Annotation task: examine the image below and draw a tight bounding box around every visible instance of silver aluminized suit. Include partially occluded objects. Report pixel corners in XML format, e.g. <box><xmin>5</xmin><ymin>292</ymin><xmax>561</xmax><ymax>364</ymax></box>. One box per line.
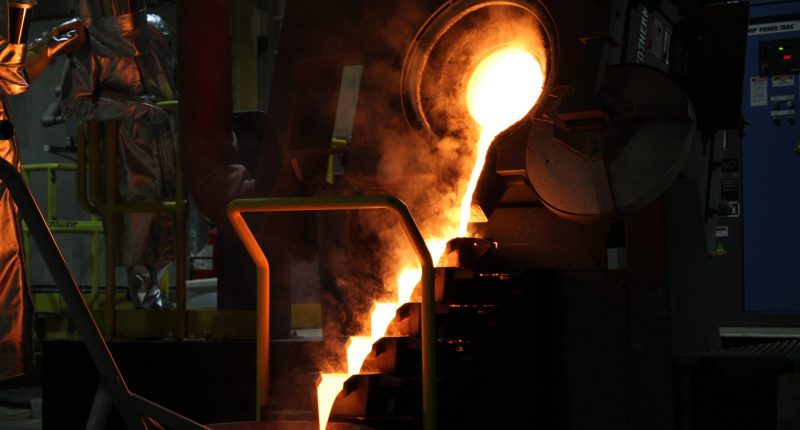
<box><xmin>60</xmin><ymin>8</ymin><xmax>178</xmax><ymax>303</ymax></box>
<box><xmin>0</xmin><ymin>24</ymin><xmax>32</xmax><ymax>383</ymax></box>
<box><xmin>1</xmin><ymin>4</ymin><xmax>86</xmax><ymax>380</ymax></box>
<box><xmin>0</xmin><ymin>0</ymin><xmax>83</xmax><ymax>380</ymax></box>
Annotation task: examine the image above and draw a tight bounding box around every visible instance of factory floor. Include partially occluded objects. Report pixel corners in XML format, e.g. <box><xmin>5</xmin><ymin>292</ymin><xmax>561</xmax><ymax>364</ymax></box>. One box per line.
<box><xmin>0</xmin><ymin>385</ymin><xmax>41</xmax><ymax>430</ymax></box>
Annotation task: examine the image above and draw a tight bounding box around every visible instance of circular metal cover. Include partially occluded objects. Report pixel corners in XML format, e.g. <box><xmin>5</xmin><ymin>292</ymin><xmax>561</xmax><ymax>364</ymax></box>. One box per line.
<box><xmin>525</xmin><ymin>64</ymin><xmax>695</xmax><ymax>224</ymax></box>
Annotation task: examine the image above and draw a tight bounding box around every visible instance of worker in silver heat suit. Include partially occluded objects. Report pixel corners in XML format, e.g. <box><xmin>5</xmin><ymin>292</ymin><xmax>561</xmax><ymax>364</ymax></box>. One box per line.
<box><xmin>1</xmin><ymin>1</ymin><xmax>86</xmax><ymax>381</ymax></box>
<box><xmin>60</xmin><ymin>0</ymin><xmax>177</xmax><ymax>310</ymax></box>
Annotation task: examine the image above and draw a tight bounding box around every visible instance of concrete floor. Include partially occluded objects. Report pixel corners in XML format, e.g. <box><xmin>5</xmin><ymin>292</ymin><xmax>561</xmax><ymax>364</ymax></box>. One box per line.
<box><xmin>0</xmin><ymin>405</ymin><xmax>40</xmax><ymax>430</ymax></box>
<box><xmin>0</xmin><ymin>386</ymin><xmax>41</xmax><ymax>430</ymax></box>
<box><xmin>0</xmin><ymin>329</ymin><xmax>323</xmax><ymax>430</ymax></box>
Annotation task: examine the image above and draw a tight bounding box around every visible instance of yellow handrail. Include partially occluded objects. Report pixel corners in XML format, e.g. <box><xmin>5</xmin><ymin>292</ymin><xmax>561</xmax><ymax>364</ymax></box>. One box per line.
<box><xmin>227</xmin><ymin>195</ymin><xmax>437</xmax><ymax>430</ymax></box>
<box><xmin>77</xmin><ymin>117</ymin><xmax>187</xmax><ymax>338</ymax></box>
<box><xmin>21</xmin><ymin>163</ymin><xmax>103</xmax><ymax>307</ymax></box>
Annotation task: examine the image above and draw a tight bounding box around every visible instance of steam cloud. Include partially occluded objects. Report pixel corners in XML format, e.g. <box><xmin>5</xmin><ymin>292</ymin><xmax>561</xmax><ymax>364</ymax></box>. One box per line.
<box><xmin>317</xmin><ymin>0</ymin><xmax>549</xmax><ymax>365</ymax></box>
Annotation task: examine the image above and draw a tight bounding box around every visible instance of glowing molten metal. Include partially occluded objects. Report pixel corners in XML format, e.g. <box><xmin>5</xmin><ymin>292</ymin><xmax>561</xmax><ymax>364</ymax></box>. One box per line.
<box><xmin>460</xmin><ymin>47</ymin><xmax>544</xmax><ymax>236</ymax></box>
<box><xmin>466</xmin><ymin>47</ymin><xmax>544</xmax><ymax>133</ymax></box>
<box><xmin>317</xmin><ymin>46</ymin><xmax>543</xmax><ymax>429</ymax></box>
<box><xmin>317</xmin><ymin>373</ymin><xmax>348</xmax><ymax>430</ymax></box>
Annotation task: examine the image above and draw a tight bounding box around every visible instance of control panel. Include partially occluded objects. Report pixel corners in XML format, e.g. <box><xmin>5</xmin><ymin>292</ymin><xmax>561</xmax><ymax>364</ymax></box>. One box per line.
<box><xmin>759</xmin><ymin>37</ymin><xmax>800</xmax><ymax>75</ymax></box>
<box><xmin>738</xmin><ymin>6</ymin><xmax>800</xmax><ymax>312</ymax></box>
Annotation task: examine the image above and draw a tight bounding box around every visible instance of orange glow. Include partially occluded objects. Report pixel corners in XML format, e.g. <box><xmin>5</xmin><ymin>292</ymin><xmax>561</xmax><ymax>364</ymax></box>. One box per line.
<box><xmin>426</xmin><ymin>239</ymin><xmax>449</xmax><ymax>267</ymax></box>
<box><xmin>317</xmin><ymin>373</ymin><xmax>348</xmax><ymax>430</ymax></box>
<box><xmin>466</xmin><ymin>47</ymin><xmax>544</xmax><ymax>134</ymax></box>
<box><xmin>460</xmin><ymin>47</ymin><xmax>544</xmax><ymax>236</ymax></box>
<box><xmin>317</xmin><ymin>46</ymin><xmax>543</xmax><ymax>430</ymax></box>
<box><xmin>397</xmin><ymin>267</ymin><xmax>422</xmax><ymax>303</ymax></box>
<box><xmin>346</xmin><ymin>336</ymin><xmax>373</xmax><ymax>375</ymax></box>
<box><xmin>457</xmin><ymin>129</ymin><xmax>495</xmax><ymax>236</ymax></box>
<box><xmin>372</xmin><ymin>302</ymin><xmax>399</xmax><ymax>339</ymax></box>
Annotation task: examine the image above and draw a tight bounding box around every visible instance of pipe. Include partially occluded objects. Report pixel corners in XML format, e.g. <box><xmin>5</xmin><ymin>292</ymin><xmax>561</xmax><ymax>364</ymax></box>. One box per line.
<box><xmin>76</xmin><ymin>122</ymin><xmax>100</xmax><ymax>215</ymax></box>
<box><xmin>227</xmin><ymin>195</ymin><xmax>437</xmax><ymax>429</ymax></box>
<box><xmin>177</xmin><ymin>0</ymin><xmax>254</xmax><ymax>233</ymax></box>
<box><xmin>104</xmin><ymin>121</ymin><xmax>118</xmax><ymax>337</ymax></box>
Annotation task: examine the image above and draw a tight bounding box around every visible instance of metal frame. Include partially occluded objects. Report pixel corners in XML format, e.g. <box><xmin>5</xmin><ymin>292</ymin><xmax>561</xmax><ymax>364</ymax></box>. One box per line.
<box><xmin>0</xmin><ymin>157</ymin><xmax>209</xmax><ymax>430</ymax></box>
<box><xmin>20</xmin><ymin>163</ymin><xmax>103</xmax><ymax>307</ymax></box>
<box><xmin>227</xmin><ymin>195</ymin><xmax>438</xmax><ymax>430</ymax></box>
<box><xmin>77</xmin><ymin>110</ymin><xmax>188</xmax><ymax>337</ymax></box>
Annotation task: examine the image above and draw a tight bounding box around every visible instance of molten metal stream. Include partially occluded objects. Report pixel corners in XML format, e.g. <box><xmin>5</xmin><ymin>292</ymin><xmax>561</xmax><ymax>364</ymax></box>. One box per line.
<box><xmin>317</xmin><ymin>374</ymin><xmax>348</xmax><ymax>430</ymax></box>
<box><xmin>317</xmin><ymin>46</ymin><xmax>543</xmax><ymax>429</ymax></box>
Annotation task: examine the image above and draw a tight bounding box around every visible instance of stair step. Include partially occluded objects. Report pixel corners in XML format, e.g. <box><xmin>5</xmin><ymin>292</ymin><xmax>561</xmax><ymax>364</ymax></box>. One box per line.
<box><xmin>441</xmin><ymin>237</ymin><xmax>497</xmax><ymax>270</ymax></box>
<box><xmin>330</xmin><ymin>373</ymin><xmax>419</xmax><ymax>419</ymax></box>
<box><xmin>385</xmin><ymin>300</ymin><xmax>502</xmax><ymax>341</ymax></box>
<box><xmin>409</xmin><ymin>267</ymin><xmax>505</xmax><ymax>305</ymax></box>
<box><xmin>361</xmin><ymin>337</ymin><xmax>421</xmax><ymax>375</ymax></box>
<box><xmin>385</xmin><ymin>302</ymin><xmax>421</xmax><ymax>337</ymax></box>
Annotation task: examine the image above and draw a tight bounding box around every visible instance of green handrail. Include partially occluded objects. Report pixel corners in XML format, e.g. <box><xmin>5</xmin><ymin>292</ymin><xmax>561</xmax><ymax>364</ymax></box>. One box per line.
<box><xmin>227</xmin><ymin>195</ymin><xmax>437</xmax><ymax>430</ymax></box>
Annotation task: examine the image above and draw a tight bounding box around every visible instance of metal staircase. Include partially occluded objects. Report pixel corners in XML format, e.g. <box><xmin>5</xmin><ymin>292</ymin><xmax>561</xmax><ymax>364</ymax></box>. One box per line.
<box><xmin>226</xmin><ymin>196</ymin><xmax>437</xmax><ymax>429</ymax></box>
<box><xmin>324</xmin><ymin>261</ymin><xmax>544</xmax><ymax>430</ymax></box>
<box><xmin>6</xmin><ymin>152</ymin><xmax>545</xmax><ymax>429</ymax></box>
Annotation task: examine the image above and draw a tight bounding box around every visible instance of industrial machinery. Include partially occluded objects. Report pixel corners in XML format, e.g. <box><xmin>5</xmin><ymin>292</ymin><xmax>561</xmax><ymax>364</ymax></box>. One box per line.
<box><xmin>39</xmin><ymin>0</ymin><xmax>749</xmax><ymax>429</ymax></box>
<box><xmin>225</xmin><ymin>0</ymin><xmax>747</xmax><ymax>429</ymax></box>
<box><xmin>673</xmin><ymin>3</ymin><xmax>800</xmax><ymax>429</ymax></box>
<box><xmin>714</xmin><ymin>0</ymin><xmax>800</xmax><ymax>321</ymax></box>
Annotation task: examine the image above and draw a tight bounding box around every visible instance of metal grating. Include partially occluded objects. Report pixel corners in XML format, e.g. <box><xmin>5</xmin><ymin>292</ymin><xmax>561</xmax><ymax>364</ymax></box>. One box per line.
<box><xmin>675</xmin><ymin>340</ymin><xmax>800</xmax><ymax>370</ymax></box>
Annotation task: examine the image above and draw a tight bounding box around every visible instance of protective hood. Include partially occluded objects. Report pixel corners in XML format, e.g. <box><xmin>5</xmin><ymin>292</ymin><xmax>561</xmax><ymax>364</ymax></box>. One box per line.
<box><xmin>78</xmin><ymin>0</ymin><xmax>148</xmax><ymax>57</ymax></box>
<box><xmin>146</xmin><ymin>13</ymin><xmax>173</xmax><ymax>51</ymax></box>
<box><xmin>0</xmin><ymin>0</ymin><xmax>36</xmax><ymax>94</ymax></box>
<box><xmin>0</xmin><ymin>0</ymin><xmax>36</xmax><ymax>385</ymax></box>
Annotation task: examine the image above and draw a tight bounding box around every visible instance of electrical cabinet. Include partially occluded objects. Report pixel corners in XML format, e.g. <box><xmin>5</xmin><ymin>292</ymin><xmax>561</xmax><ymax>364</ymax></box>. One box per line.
<box><xmin>740</xmin><ymin>2</ymin><xmax>800</xmax><ymax>311</ymax></box>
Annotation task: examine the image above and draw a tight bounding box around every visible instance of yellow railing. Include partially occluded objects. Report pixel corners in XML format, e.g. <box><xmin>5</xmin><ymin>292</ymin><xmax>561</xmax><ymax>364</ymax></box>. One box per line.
<box><xmin>227</xmin><ymin>195</ymin><xmax>437</xmax><ymax>430</ymax></box>
<box><xmin>21</xmin><ymin>163</ymin><xmax>103</xmax><ymax>307</ymax></box>
<box><xmin>2</xmin><ymin>156</ymin><xmax>211</xmax><ymax>430</ymax></box>
<box><xmin>77</xmin><ymin>101</ymin><xmax>187</xmax><ymax>337</ymax></box>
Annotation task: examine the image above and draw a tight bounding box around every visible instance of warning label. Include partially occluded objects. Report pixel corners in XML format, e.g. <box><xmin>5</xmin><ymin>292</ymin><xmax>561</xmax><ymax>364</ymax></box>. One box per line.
<box><xmin>773</xmin><ymin>75</ymin><xmax>796</xmax><ymax>87</ymax></box>
<box><xmin>751</xmin><ymin>76</ymin><xmax>768</xmax><ymax>107</ymax></box>
<box><xmin>749</xmin><ymin>21</ymin><xmax>800</xmax><ymax>36</ymax></box>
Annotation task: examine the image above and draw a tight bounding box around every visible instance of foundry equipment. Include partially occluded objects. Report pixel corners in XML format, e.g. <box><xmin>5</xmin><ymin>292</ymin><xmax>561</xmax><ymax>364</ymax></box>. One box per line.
<box><xmin>29</xmin><ymin>0</ymin><xmax>749</xmax><ymax>429</ymax></box>
<box><xmin>216</xmin><ymin>0</ymin><xmax>748</xmax><ymax>429</ymax></box>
